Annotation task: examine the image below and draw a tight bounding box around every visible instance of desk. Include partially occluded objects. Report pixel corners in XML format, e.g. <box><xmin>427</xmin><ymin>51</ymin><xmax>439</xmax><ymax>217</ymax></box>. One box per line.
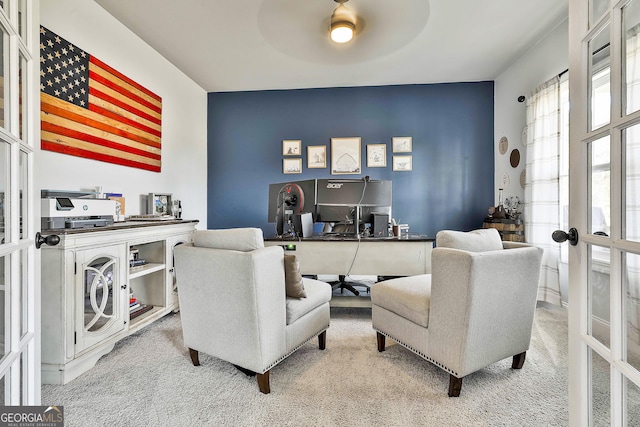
<box><xmin>265</xmin><ymin>235</ymin><xmax>434</xmax><ymax>307</ymax></box>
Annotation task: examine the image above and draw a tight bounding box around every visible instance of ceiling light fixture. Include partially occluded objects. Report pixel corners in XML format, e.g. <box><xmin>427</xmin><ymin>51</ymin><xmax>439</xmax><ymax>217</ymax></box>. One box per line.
<box><xmin>330</xmin><ymin>0</ymin><xmax>356</xmax><ymax>44</ymax></box>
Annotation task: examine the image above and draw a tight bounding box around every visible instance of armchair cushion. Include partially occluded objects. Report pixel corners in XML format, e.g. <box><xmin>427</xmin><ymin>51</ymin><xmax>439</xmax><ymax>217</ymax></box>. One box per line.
<box><xmin>286</xmin><ymin>278</ymin><xmax>332</xmax><ymax>325</ymax></box>
<box><xmin>371</xmin><ymin>275</ymin><xmax>432</xmax><ymax>328</ymax></box>
<box><xmin>193</xmin><ymin>227</ymin><xmax>264</xmax><ymax>251</ymax></box>
<box><xmin>284</xmin><ymin>255</ymin><xmax>307</xmax><ymax>298</ymax></box>
<box><xmin>436</xmin><ymin>228</ymin><xmax>503</xmax><ymax>252</ymax></box>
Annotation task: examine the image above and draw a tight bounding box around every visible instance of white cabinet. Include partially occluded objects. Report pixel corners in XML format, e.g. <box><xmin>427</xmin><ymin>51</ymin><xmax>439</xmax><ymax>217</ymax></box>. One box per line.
<box><xmin>41</xmin><ymin>220</ymin><xmax>198</xmax><ymax>384</ymax></box>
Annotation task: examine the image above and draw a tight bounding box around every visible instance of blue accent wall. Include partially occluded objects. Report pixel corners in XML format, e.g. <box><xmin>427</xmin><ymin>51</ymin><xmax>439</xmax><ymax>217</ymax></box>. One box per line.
<box><xmin>207</xmin><ymin>82</ymin><xmax>494</xmax><ymax>237</ymax></box>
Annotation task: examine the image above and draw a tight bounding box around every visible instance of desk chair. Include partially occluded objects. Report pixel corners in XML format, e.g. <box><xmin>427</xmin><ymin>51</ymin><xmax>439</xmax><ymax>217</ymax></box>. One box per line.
<box><xmin>323</xmin><ymin>223</ymin><xmax>373</xmax><ymax>296</ymax></box>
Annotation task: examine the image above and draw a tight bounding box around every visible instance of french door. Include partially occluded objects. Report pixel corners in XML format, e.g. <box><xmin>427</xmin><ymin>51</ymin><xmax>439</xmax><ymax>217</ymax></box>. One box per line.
<box><xmin>0</xmin><ymin>0</ymin><xmax>39</xmax><ymax>404</ymax></box>
<box><xmin>569</xmin><ymin>0</ymin><xmax>640</xmax><ymax>424</ymax></box>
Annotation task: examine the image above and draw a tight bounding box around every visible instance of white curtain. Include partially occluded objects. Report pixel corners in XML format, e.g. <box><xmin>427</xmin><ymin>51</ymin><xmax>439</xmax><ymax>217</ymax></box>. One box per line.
<box><xmin>524</xmin><ymin>77</ymin><xmax>563</xmax><ymax>306</ymax></box>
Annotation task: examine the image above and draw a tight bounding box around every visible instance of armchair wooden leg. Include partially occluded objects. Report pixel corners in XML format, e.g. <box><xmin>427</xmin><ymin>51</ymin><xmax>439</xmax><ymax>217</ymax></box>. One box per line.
<box><xmin>512</xmin><ymin>351</ymin><xmax>527</xmax><ymax>369</ymax></box>
<box><xmin>188</xmin><ymin>348</ymin><xmax>200</xmax><ymax>366</ymax></box>
<box><xmin>448</xmin><ymin>374</ymin><xmax>463</xmax><ymax>397</ymax></box>
<box><xmin>318</xmin><ymin>330</ymin><xmax>327</xmax><ymax>350</ymax></box>
<box><xmin>257</xmin><ymin>371</ymin><xmax>271</xmax><ymax>394</ymax></box>
<box><xmin>377</xmin><ymin>332</ymin><xmax>386</xmax><ymax>352</ymax></box>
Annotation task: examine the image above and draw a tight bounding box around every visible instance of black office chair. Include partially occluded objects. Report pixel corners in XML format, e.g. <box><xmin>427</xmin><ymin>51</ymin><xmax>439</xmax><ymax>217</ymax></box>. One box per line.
<box><xmin>330</xmin><ymin>275</ymin><xmax>370</xmax><ymax>296</ymax></box>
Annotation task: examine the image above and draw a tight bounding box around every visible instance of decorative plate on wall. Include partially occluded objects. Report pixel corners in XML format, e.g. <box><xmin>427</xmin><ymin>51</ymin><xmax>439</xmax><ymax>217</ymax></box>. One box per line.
<box><xmin>502</xmin><ymin>172</ymin><xmax>511</xmax><ymax>188</ymax></box>
<box><xmin>510</xmin><ymin>149</ymin><xmax>521</xmax><ymax>168</ymax></box>
<box><xmin>499</xmin><ymin>136</ymin><xmax>509</xmax><ymax>155</ymax></box>
<box><xmin>520</xmin><ymin>169</ymin><xmax>526</xmax><ymax>188</ymax></box>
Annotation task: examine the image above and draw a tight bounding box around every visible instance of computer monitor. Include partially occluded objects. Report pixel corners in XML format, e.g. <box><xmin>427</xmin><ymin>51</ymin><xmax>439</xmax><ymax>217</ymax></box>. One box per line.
<box><xmin>315</xmin><ymin>178</ymin><xmax>392</xmax><ymax>235</ymax></box>
<box><xmin>267</xmin><ymin>179</ymin><xmax>317</xmax><ymax>236</ymax></box>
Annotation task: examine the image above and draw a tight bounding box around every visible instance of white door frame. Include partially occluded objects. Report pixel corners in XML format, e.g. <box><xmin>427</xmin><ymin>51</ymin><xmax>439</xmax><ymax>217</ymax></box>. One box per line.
<box><xmin>568</xmin><ymin>0</ymin><xmax>640</xmax><ymax>425</ymax></box>
<box><xmin>0</xmin><ymin>0</ymin><xmax>40</xmax><ymax>405</ymax></box>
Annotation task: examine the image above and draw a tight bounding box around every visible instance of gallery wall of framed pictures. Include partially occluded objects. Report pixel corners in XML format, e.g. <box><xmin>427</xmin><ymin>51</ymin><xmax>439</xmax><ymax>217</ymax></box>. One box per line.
<box><xmin>280</xmin><ymin>136</ymin><xmax>413</xmax><ymax>175</ymax></box>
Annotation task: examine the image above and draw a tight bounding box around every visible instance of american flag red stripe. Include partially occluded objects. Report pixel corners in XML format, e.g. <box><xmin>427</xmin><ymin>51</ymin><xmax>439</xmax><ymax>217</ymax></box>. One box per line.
<box><xmin>89</xmin><ymin>87</ymin><xmax>162</xmax><ymax>126</ymax></box>
<box><xmin>41</xmin><ymin>140</ymin><xmax>161</xmax><ymax>172</ymax></box>
<box><xmin>40</xmin><ymin>26</ymin><xmax>162</xmax><ymax>172</ymax></box>
<box><xmin>89</xmin><ymin>55</ymin><xmax>162</xmax><ymax>104</ymax></box>
<box><xmin>41</xmin><ymin>121</ymin><xmax>161</xmax><ymax>160</ymax></box>
<box><xmin>89</xmin><ymin>68</ymin><xmax>162</xmax><ymax>115</ymax></box>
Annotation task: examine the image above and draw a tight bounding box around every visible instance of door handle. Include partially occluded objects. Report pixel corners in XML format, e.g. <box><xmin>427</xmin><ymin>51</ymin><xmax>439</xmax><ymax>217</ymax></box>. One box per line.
<box><xmin>35</xmin><ymin>232</ymin><xmax>60</xmax><ymax>249</ymax></box>
<box><xmin>552</xmin><ymin>228</ymin><xmax>579</xmax><ymax>246</ymax></box>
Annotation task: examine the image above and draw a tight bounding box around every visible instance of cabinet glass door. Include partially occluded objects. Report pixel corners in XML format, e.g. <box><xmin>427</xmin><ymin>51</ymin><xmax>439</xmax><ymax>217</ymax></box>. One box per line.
<box><xmin>76</xmin><ymin>246</ymin><xmax>126</xmax><ymax>353</ymax></box>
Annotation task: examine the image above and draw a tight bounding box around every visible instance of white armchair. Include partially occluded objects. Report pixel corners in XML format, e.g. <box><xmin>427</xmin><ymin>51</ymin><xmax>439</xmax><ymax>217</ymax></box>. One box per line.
<box><xmin>173</xmin><ymin>228</ymin><xmax>332</xmax><ymax>393</ymax></box>
<box><xmin>371</xmin><ymin>229</ymin><xmax>543</xmax><ymax>396</ymax></box>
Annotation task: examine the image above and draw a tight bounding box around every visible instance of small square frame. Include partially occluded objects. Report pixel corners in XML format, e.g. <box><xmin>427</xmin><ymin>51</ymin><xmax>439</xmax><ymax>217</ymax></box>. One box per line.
<box><xmin>282</xmin><ymin>140</ymin><xmax>302</xmax><ymax>156</ymax></box>
<box><xmin>367</xmin><ymin>144</ymin><xmax>387</xmax><ymax>167</ymax></box>
<box><xmin>392</xmin><ymin>136</ymin><xmax>413</xmax><ymax>153</ymax></box>
<box><xmin>393</xmin><ymin>155</ymin><xmax>412</xmax><ymax>171</ymax></box>
<box><xmin>307</xmin><ymin>145</ymin><xmax>327</xmax><ymax>168</ymax></box>
<box><xmin>283</xmin><ymin>158</ymin><xmax>302</xmax><ymax>174</ymax></box>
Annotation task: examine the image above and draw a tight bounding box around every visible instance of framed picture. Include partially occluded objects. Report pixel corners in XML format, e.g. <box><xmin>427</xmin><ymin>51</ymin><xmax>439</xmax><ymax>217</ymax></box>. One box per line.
<box><xmin>282</xmin><ymin>140</ymin><xmax>301</xmax><ymax>156</ymax></box>
<box><xmin>367</xmin><ymin>144</ymin><xmax>387</xmax><ymax>167</ymax></box>
<box><xmin>147</xmin><ymin>193</ymin><xmax>173</xmax><ymax>215</ymax></box>
<box><xmin>331</xmin><ymin>137</ymin><xmax>361</xmax><ymax>175</ymax></box>
<box><xmin>283</xmin><ymin>158</ymin><xmax>302</xmax><ymax>174</ymax></box>
<box><xmin>307</xmin><ymin>145</ymin><xmax>326</xmax><ymax>168</ymax></box>
<box><xmin>392</xmin><ymin>136</ymin><xmax>413</xmax><ymax>153</ymax></box>
<box><xmin>393</xmin><ymin>155</ymin><xmax>412</xmax><ymax>171</ymax></box>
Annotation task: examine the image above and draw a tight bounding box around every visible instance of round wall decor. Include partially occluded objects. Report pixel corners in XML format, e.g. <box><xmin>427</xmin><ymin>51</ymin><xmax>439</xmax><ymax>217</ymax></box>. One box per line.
<box><xmin>510</xmin><ymin>149</ymin><xmax>521</xmax><ymax>168</ymax></box>
<box><xmin>520</xmin><ymin>169</ymin><xmax>526</xmax><ymax>188</ymax></box>
<box><xmin>502</xmin><ymin>172</ymin><xmax>511</xmax><ymax>188</ymax></box>
<box><xmin>499</xmin><ymin>136</ymin><xmax>508</xmax><ymax>155</ymax></box>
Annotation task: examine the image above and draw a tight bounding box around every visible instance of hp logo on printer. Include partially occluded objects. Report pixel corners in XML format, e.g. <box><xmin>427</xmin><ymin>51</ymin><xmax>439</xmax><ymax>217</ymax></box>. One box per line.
<box><xmin>83</xmin><ymin>205</ymin><xmax>89</xmax><ymax>211</ymax></box>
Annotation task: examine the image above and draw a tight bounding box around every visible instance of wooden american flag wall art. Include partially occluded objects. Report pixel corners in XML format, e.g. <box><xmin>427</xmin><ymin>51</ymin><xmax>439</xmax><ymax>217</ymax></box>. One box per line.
<box><xmin>40</xmin><ymin>26</ymin><xmax>162</xmax><ymax>172</ymax></box>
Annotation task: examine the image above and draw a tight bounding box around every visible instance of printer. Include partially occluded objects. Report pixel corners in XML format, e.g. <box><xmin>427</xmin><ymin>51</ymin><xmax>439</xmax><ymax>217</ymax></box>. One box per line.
<box><xmin>41</xmin><ymin>190</ymin><xmax>117</xmax><ymax>230</ymax></box>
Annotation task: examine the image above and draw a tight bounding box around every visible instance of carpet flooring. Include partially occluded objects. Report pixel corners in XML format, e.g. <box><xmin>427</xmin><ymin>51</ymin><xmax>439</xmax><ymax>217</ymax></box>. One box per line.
<box><xmin>41</xmin><ymin>304</ymin><xmax>569</xmax><ymax>426</ymax></box>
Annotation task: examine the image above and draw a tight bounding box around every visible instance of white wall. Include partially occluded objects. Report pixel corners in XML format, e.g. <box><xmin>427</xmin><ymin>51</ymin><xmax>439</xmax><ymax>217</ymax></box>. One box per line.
<box><xmin>494</xmin><ymin>18</ymin><xmax>568</xmax><ymax>208</ymax></box>
<box><xmin>38</xmin><ymin>0</ymin><xmax>208</xmax><ymax>228</ymax></box>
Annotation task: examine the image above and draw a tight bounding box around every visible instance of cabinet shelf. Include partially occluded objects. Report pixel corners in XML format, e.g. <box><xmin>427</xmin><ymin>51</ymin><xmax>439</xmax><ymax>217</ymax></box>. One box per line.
<box><xmin>129</xmin><ymin>262</ymin><xmax>165</xmax><ymax>279</ymax></box>
<box><xmin>129</xmin><ymin>305</ymin><xmax>163</xmax><ymax>327</ymax></box>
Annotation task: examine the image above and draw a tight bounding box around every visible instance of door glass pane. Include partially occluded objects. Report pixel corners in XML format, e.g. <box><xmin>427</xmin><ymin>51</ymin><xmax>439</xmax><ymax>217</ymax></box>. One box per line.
<box><xmin>18</xmin><ymin>0</ymin><xmax>27</xmax><ymax>41</ymax></box>
<box><xmin>0</xmin><ymin>141</ymin><xmax>6</xmax><ymax>244</ymax></box>
<box><xmin>18</xmin><ymin>52</ymin><xmax>26</xmax><ymax>141</ymax></box>
<box><xmin>627</xmin><ymin>377</ymin><xmax>640</xmax><ymax>424</ymax></box>
<box><xmin>627</xmin><ymin>252</ymin><xmax>640</xmax><ymax>373</ymax></box>
<box><xmin>591</xmin><ymin>246</ymin><xmax>611</xmax><ymax>347</ymax></box>
<box><xmin>627</xmin><ymin>126</ymin><xmax>640</xmax><ymax>242</ymax></box>
<box><xmin>0</xmin><ymin>25</ymin><xmax>7</xmax><ymax>130</ymax></box>
<box><xmin>592</xmin><ymin>347</ymin><xmax>611</xmax><ymax>426</ymax></box>
<box><xmin>590</xmin><ymin>136</ymin><xmax>611</xmax><ymax>235</ymax></box>
<box><xmin>19</xmin><ymin>250</ymin><xmax>26</xmax><ymax>338</ymax></box>
<box><xmin>0</xmin><ymin>255</ymin><xmax>6</xmax><ymax>361</ymax></box>
<box><xmin>18</xmin><ymin>151</ymin><xmax>26</xmax><ymax>240</ymax></box>
<box><xmin>625</xmin><ymin>0</ymin><xmax>640</xmax><ymax>115</ymax></box>
<box><xmin>591</xmin><ymin>0</ymin><xmax>609</xmax><ymax>27</ymax></box>
<box><xmin>591</xmin><ymin>25</ymin><xmax>611</xmax><ymax>131</ymax></box>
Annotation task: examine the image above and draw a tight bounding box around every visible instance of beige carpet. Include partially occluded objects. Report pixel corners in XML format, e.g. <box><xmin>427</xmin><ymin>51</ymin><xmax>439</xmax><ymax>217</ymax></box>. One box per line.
<box><xmin>42</xmin><ymin>305</ymin><xmax>569</xmax><ymax>426</ymax></box>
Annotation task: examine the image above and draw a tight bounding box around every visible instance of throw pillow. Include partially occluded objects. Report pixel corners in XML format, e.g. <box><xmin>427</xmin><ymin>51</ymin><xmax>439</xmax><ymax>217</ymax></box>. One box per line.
<box><xmin>284</xmin><ymin>254</ymin><xmax>307</xmax><ymax>298</ymax></box>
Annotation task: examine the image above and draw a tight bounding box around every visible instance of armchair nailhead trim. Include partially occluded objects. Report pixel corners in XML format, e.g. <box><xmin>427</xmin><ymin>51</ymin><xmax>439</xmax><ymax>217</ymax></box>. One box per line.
<box><xmin>373</xmin><ymin>328</ymin><xmax>459</xmax><ymax>377</ymax></box>
<box><xmin>261</xmin><ymin>324</ymin><xmax>330</xmax><ymax>373</ymax></box>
